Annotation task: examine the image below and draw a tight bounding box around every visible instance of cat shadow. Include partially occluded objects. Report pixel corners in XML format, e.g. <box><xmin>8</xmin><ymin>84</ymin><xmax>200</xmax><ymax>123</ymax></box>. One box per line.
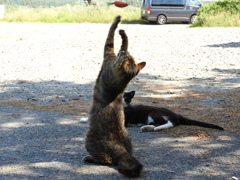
<box><xmin>206</xmin><ymin>41</ymin><xmax>240</xmax><ymax>48</ymax></box>
<box><xmin>128</xmin><ymin>127</ymin><xmax>239</xmax><ymax>179</ymax></box>
<box><xmin>0</xmin><ymin>79</ymin><xmax>95</xmax><ymax>104</ymax></box>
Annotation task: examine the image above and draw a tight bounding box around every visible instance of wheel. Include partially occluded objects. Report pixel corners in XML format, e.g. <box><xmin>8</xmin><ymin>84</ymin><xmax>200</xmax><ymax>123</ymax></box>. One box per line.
<box><xmin>156</xmin><ymin>15</ymin><xmax>166</xmax><ymax>25</ymax></box>
<box><xmin>190</xmin><ymin>15</ymin><xmax>197</xmax><ymax>24</ymax></box>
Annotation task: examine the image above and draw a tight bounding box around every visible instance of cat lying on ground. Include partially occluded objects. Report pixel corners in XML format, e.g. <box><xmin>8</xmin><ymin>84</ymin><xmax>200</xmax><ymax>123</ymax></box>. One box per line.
<box><xmin>123</xmin><ymin>91</ymin><xmax>224</xmax><ymax>132</ymax></box>
<box><xmin>80</xmin><ymin>90</ymin><xmax>224</xmax><ymax>132</ymax></box>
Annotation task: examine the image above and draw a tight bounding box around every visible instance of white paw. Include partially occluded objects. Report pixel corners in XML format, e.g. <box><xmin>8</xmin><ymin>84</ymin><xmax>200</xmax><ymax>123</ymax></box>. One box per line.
<box><xmin>80</xmin><ymin>117</ymin><xmax>88</xmax><ymax>123</ymax></box>
<box><xmin>140</xmin><ymin>125</ymin><xmax>155</xmax><ymax>132</ymax></box>
<box><xmin>154</xmin><ymin>127</ymin><xmax>162</xmax><ymax>131</ymax></box>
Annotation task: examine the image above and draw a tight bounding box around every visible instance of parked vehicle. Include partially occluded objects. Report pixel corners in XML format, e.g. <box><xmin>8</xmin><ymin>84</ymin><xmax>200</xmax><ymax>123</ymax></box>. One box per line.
<box><xmin>141</xmin><ymin>0</ymin><xmax>202</xmax><ymax>24</ymax></box>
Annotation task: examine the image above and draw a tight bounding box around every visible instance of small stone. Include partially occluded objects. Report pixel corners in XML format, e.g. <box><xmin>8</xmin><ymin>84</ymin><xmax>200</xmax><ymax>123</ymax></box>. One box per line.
<box><xmin>27</xmin><ymin>97</ymin><xmax>38</xmax><ymax>101</ymax></box>
<box><xmin>17</xmin><ymin>80</ymin><xmax>25</xmax><ymax>84</ymax></box>
<box><xmin>166</xmin><ymin>170</ymin><xmax>175</xmax><ymax>173</ymax></box>
<box><xmin>224</xmin><ymin>115</ymin><xmax>231</xmax><ymax>118</ymax></box>
<box><xmin>80</xmin><ymin>118</ymin><xmax>88</xmax><ymax>123</ymax></box>
<box><xmin>72</xmin><ymin>97</ymin><xmax>80</xmax><ymax>100</ymax></box>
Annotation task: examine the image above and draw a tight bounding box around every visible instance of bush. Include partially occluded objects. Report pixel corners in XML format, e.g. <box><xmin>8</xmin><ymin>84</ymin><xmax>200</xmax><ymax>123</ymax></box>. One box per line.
<box><xmin>200</xmin><ymin>0</ymin><xmax>240</xmax><ymax>15</ymax></box>
<box><xmin>193</xmin><ymin>0</ymin><xmax>240</xmax><ymax>27</ymax></box>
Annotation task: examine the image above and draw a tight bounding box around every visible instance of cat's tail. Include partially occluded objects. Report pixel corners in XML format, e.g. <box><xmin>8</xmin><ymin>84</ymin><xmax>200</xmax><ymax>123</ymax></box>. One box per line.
<box><xmin>117</xmin><ymin>152</ymin><xmax>143</xmax><ymax>178</ymax></box>
<box><xmin>179</xmin><ymin>115</ymin><xmax>224</xmax><ymax>130</ymax></box>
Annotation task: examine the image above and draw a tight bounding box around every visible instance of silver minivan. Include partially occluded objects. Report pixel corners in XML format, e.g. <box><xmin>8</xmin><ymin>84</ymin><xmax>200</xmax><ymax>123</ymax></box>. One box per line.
<box><xmin>141</xmin><ymin>0</ymin><xmax>202</xmax><ymax>24</ymax></box>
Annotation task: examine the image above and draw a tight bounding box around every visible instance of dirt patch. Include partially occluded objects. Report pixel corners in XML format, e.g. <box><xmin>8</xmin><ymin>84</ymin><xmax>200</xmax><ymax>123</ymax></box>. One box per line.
<box><xmin>1</xmin><ymin>87</ymin><xmax>239</xmax><ymax>138</ymax></box>
<box><xmin>135</xmin><ymin>87</ymin><xmax>240</xmax><ymax>137</ymax></box>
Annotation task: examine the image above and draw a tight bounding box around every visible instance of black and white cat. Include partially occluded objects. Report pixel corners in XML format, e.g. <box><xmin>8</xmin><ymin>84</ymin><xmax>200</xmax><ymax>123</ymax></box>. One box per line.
<box><xmin>80</xmin><ymin>91</ymin><xmax>224</xmax><ymax>132</ymax></box>
<box><xmin>123</xmin><ymin>91</ymin><xmax>224</xmax><ymax>132</ymax></box>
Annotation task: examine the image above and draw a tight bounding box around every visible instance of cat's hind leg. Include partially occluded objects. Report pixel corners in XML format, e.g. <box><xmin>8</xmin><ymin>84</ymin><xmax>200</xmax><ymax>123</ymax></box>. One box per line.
<box><xmin>154</xmin><ymin>121</ymin><xmax>174</xmax><ymax>131</ymax></box>
<box><xmin>83</xmin><ymin>153</ymin><xmax>113</xmax><ymax>165</ymax></box>
<box><xmin>140</xmin><ymin>125</ymin><xmax>155</xmax><ymax>132</ymax></box>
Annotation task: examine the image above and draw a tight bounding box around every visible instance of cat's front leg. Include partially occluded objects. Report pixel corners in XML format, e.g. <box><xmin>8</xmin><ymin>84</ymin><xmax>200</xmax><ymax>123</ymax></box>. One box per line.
<box><xmin>104</xmin><ymin>15</ymin><xmax>121</xmax><ymax>57</ymax></box>
<box><xmin>140</xmin><ymin>125</ymin><xmax>155</xmax><ymax>132</ymax></box>
<box><xmin>119</xmin><ymin>29</ymin><xmax>128</xmax><ymax>51</ymax></box>
<box><xmin>108</xmin><ymin>15</ymin><xmax>121</xmax><ymax>36</ymax></box>
<box><xmin>114</xmin><ymin>15</ymin><xmax>121</xmax><ymax>26</ymax></box>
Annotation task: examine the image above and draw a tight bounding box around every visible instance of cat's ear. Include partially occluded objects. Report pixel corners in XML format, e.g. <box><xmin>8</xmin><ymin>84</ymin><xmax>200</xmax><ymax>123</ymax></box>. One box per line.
<box><xmin>138</xmin><ymin>62</ymin><xmax>146</xmax><ymax>71</ymax></box>
<box><xmin>130</xmin><ymin>91</ymin><xmax>135</xmax><ymax>98</ymax></box>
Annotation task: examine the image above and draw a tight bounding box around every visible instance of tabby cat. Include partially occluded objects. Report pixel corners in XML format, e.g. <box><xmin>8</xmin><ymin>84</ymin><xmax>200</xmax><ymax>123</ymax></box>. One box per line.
<box><xmin>123</xmin><ymin>91</ymin><xmax>224</xmax><ymax>132</ymax></box>
<box><xmin>84</xmin><ymin>16</ymin><xmax>146</xmax><ymax>178</ymax></box>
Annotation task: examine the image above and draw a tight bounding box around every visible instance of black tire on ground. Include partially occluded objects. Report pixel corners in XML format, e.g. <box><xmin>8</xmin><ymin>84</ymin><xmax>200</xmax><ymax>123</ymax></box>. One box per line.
<box><xmin>190</xmin><ymin>15</ymin><xmax>197</xmax><ymax>24</ymax></box>
<box><xmin>156</xmin><ymin>15</ymin><xmax>167</xmax><ymax>25</ymax></box>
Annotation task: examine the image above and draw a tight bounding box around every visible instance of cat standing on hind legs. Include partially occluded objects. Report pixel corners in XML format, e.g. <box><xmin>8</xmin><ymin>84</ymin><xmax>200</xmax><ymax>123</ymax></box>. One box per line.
<box><xmin>84</xmin><ymin>15</ymin><xmax>146</xmax><ymax>178</ymax></box>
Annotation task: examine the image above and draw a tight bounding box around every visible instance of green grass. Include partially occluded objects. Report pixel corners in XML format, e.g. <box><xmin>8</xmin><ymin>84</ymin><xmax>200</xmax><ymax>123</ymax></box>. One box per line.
<box><xmin>1</xmin><ymin>3</ymin><xmax>239</xmax><ymax>27</ymax></box>
<box><xmin>192</xmin><ymin>12</ymin><xmax>240</xmax><ymax>27</ymax></box>
<box><xmin>191</xmin><ymin>0</ymin><xmax>240</xmax><ymax>27</ymax></box>
<box><xmin>1</xmin><ymin>5</ymin><xmax>145</xmax><ymax>24</ymax></box>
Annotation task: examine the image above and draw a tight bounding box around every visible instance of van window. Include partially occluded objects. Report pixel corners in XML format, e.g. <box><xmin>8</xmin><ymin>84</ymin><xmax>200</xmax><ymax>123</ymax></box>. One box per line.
<box><xmin>151</xmin><ymin>0</ymin><xmax>186</xmax><ymax>6</ymax></box>
<box><xmin>189</xmin><ymin>0</ymin><xmax>201</xmax><ymax>6</ymax></box>
<box><xmin>141</xmin><ymin>0</ymin><xmax>146</xmax><ymax>6</ymax></box>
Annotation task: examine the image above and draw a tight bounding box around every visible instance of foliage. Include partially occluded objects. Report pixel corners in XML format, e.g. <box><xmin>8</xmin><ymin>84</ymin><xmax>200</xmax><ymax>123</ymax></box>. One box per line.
<box><xmin>199</xmin><ymin>0</ymin><xmax>240</xmax><ymax>15</ymax></box>
<box><xmin>193</xmin><ymin>0</ymin><xmax>240</xmax><ymax>27</ymax></box>
<box><xmin>1</xmin><ymin>0</ymin><xmax>239</xmax><ymax>26</ymax></box>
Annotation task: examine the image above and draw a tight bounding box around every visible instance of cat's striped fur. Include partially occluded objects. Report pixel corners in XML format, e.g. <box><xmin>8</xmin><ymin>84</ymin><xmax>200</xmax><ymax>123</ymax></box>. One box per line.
<box><xmin>84</xmin><ymin>15</ymin><xmax>146</xmax><ymax>178</ymax></box>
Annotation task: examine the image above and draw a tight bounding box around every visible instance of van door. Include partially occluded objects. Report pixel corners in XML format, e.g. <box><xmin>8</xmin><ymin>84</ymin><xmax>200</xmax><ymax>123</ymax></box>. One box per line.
<box><xmin>154</xmin><ymin>0</ymin><xmax>189</xmax><ymax>22</ymax></box>
<box><xmin>167</xmin><ymin>4</ymin><xmax>189</xmax><ymax>21</ymax></box>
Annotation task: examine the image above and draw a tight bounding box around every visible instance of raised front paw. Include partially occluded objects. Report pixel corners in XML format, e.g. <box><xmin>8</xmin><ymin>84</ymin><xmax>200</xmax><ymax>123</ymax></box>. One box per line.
<box><xmin>119</xmin><ymin>29</ymin><xmax>125</xmax><ymax>36</ymax></box>
<box><xmin>115</xmin><ymin>15</ymin><xmax>121</xmax><ymax>23</ymax></box>
<box><xmin>140</xmin><ymin>125</ymin><xmax>155</xmax><ymax>132</ymax></box>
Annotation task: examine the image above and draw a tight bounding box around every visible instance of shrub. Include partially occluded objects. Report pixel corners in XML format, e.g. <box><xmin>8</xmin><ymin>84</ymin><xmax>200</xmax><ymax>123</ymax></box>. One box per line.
<box><xmin>200</xmin><ymin>0</ymin><xmax>240</xmax><ymax>15</ymax></box>
<box><xmin>194</xmin><ymin>0</ymin><xmax>240</xmax><ymax>27</ymax></box>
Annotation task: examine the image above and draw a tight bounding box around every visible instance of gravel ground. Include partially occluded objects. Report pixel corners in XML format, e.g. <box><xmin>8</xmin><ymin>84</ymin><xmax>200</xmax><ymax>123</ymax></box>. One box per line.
<box><xmin>0</xmin><ymin>23</ymin><xmax>239</xmax><ymax>104</ymax></box>
<box><xmin>0</xmin><ymin>23</ymin><xmax>239</xmax><ymax>179</ymax></box>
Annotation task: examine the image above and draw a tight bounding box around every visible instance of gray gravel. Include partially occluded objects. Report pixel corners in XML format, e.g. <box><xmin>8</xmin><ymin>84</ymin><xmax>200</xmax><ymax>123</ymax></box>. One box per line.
<box><xmin>0</xmin><ymin>106</ymin><xmax>239</xmax><ymax>180</ymax></box>
<box><xmin>0</xmin><ymin>23</ymin><xmax>240</xmax><ymax>179</ymax></box>
<box><xmin>0</xmin><ymin>23</ymin><xmax>239</xmax><ymax>104</ymax></box>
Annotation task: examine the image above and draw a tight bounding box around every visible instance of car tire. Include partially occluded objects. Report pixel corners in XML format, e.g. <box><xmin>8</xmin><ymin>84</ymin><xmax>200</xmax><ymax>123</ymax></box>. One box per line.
<box><xmin>156</xmin><ymin>15</ymin><xmax>166</xmax><ymax>25</ymax></box>
<box><xmin>190</xmin><ymin>15</ymin><xmax>197</xmax><ymax>24</ymax></box>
